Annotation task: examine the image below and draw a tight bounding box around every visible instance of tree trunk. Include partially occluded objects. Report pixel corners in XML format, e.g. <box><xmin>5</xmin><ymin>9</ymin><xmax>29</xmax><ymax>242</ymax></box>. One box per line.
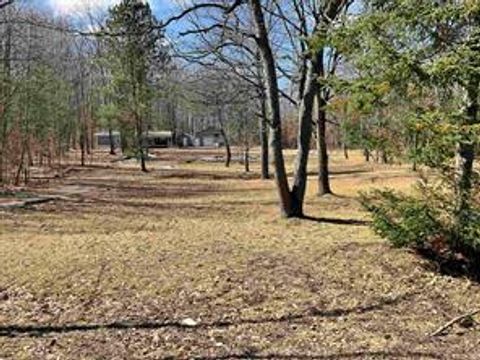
<box><xmin>217</xmin><ymin>106</ymin><xmax>231</xmax><ymax>168</ymax></box>
<box><xmin>70</xmin><ymin>125</ymin><xmax>77</xmax><ymax>150</ymax></box>
<box><xmin>412</xmin><ymin>131</ymin><xmax>418</xmax><ymax>171</ymax></box>
<box><xmin>250</xmin><ymin>0</ymin><xmax>293</xmax><ymax>217</ymax></box>
<box><xmin>79</xmin><ymin>104</ymin><xmax>87</xmax><ymax>167</ymax></box>
<box><xmin>0</xmin><ymin>111</ymin><xmax>7</xmax><ymax>184</ymax></box>
<box><xmin>380</xmin><ymin>150</ymin><xmax>388</xmax><ymax>164</ymax></box>
<box><xmin>259</xmin><ymin>91</ymin><xmax>270</xmax><ymax>179</ymax></box>
<box><xmin>86</xmin><ymin>121</ymin><xmax>91</xmax><ymax>156</ymax></box>
<box><xmin>221</xmin><ymin>127</ymin><xmax>231</xmax><ymax>168</ymax></box>
<box><xmin>0</xmin><ymin>14</ymin><xmax>11</xmax><ymax>184</ymax></box>
<box><xmin>24</xmin><ymin>155</ymin><xmax>30</xmax><ymax>185</ymax></box>
<box><xmin>140</xmin><ymin>152</ymin><xmax>147</xmax><ymax>172</ymax></box>
<box><xmin>28</xmin><ymin>142</ymin><xmax>33</xmax><ymax>167</ymax></box>
<box><xmin>18</xmin><ymin>23</ymin><xmax>32</xmax><ymax>184</ymax></box>
<box><xmin>80</xmin><ymin>131</ymin><xmax>86</xmax><ymax>167</ymax></box>
<box><xmin>120</xmin><ymin>128</ymin><xmax>128</xmax><ymax>154</ymax></box>
<box><xmin>48</xmin><ymin>144</ymin><xmax>52</xmax><ymax>167</ymax></box>
<box><xmin>317</xmin><ymin>94</ymin><xmax>332</xmax><ymax>196</ymax></box>
<box><xmin>168</xmin><ymin>101</ymin><xmax>178</xmax><ymax>147</ymax></box>
<box><xmin>244</xmin><ymin>146</ymin><xmax>250</xmax><ymax>173</ymax></box>
<box><xmin>454</xmin><ymin>80</ymin><xmax>479</xmax><ymax>238</ymax></box>
<box><xmin>364</xmin><ymin>148</ymin><xmax>370</xmax><ymax>162</ymax></box>
<box><xmin>108</xmin><ymin>127</ymin><xmax>116</xmax><ymax>155</ymax></box>
<box><xmin>137</xmin><ymin>123</ymin><xmax>147</xmax><ymax>173</ymax></box>
<box><xmin>291</xmin><ymin>59</ymin><xmax>318</xmax><ymax>216</ymax></box>
<box><xmin>14</xmin><ymin>146</ymin><xmax>25</xmax><ymax>186</ymax></box>
<box><xmin>89</xmin><ymin>114</ymin><xmax>95</xmax><ymax>152</ymax></box>
<box><xmin>456</xmin><ymin>142</ymin><xmax>474</xmax><ymax>209</ymax></box>
<box><xmin>343</xmin><ymin>143</ymin><xmax>349</xmax><ymax>160</ymax></box>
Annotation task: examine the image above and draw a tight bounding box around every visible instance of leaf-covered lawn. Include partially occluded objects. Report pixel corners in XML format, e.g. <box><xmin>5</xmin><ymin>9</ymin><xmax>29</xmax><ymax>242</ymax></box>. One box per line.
<box><xmin>1</xmin><ymin>149</ymin><xmax>479</xmax><ymax>359</ymax></box>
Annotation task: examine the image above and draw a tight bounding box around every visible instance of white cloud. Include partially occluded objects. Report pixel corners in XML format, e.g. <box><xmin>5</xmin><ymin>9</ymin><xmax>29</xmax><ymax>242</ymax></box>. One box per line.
<box><xmin>49</xmin><ymin>0</ymin><xmax>154</xmax><ymax>15</ymax></box>
<box><xmin>48</xmin><ymin>0</ymin><xmax>118</xmax><ymax>14</ymax></box>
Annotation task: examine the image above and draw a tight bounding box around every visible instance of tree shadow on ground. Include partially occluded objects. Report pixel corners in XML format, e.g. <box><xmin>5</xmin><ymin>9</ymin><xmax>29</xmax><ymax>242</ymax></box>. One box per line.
<box><xmin>155</xmin><ymin>169</ymin><xmax>261</xmax><ymax>181</ymax></box>
<box><xmin>0</xmin><ymin>293</ymin><xmax>412</xmax><ymax>338</ymax></box>
<box><xmin>167</xmin><ymin>350</ymin><xmax>440</xmax><ymax>360</ymax></box>
<box><xmin>302</xmin><ymin>215</ymin><xmax>371</xmax><ymax>226</ymax></box>
<box><xmin>285</xmin><ymin>169</ymin><xmax>371</xmax><ymax>178</ymax></box>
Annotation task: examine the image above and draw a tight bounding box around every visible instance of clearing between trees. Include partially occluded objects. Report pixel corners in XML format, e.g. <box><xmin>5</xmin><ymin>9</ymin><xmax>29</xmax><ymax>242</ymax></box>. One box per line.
<box><xmin>1</xmin><ymin>148</ymin><xmax>480</xmax><ymax>359</ymax></box>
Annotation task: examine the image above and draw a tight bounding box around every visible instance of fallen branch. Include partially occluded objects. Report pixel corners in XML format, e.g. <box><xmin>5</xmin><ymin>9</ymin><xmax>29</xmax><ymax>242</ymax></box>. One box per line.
<box><xmin>430</xmin><ymin>309</ymin><xmax>480</xmax><ymax>337</ymax></box>
<box><xmin>0</xmin><ymin>197</ymin><xmax>59</xmax><ymax>209</ymax></box>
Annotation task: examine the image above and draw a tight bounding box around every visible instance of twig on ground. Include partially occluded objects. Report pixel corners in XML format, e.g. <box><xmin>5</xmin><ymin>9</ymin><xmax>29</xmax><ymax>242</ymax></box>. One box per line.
<box><xmin>430</xmin><ymin>309</ymin><xmax>480</xmax><ymax>337</ymax></box>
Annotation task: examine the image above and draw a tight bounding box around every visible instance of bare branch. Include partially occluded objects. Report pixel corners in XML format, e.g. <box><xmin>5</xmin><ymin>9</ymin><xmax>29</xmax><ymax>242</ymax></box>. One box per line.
<box><xmin>0</xmin><ymin>0</ymin><xmax>13</xmax><ymax>10</ymax></box>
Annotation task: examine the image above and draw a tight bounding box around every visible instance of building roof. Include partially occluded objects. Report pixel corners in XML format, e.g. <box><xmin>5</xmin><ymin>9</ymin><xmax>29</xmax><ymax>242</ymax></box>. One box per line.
<box><xmin>95</xmin><ymin>131</ymin><xmax>120</xmax><ymax>137</ymax></box>
<box><xmin>144</xmin><ymin>131</ymin><xmax>173</xmax><ymax>139</ymax></box>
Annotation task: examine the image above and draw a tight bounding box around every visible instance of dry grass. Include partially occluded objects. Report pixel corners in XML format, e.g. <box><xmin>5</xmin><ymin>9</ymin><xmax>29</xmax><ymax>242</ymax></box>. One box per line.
<box><xmin>1</xmin><ymin>148</ymin><xmax>480</xmax><ymax>359</ymax></box>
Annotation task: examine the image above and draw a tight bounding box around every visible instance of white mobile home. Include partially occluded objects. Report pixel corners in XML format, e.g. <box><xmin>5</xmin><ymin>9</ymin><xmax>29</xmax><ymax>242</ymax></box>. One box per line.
<box><xmin>194</xmin><ymin>128</ymin><xmax>224</xmax><ymax>147</ymax></box>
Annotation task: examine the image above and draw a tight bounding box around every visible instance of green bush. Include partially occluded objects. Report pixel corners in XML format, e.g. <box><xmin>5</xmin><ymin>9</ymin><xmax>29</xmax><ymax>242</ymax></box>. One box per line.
<box><xmin>360</xmin><ymin>189</ymin><xmax>443</xmax><ymax>248</ymax></box>
<box><xmin>360</xmin><ymin>177</ymin><xmax>480</xmax><ymax>262</ymax></box>
<box><xmin>361</xmin><ymin>114</ymin><xmax>480</xmax><ymax>264</ymax></box>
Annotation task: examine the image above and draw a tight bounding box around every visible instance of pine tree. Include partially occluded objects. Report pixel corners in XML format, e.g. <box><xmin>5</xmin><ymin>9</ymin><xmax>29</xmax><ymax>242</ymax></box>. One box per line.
<box><xmin>106</xmin><ymin>0</ymin><xmax>166</xmax><ymax>172</ymax></box>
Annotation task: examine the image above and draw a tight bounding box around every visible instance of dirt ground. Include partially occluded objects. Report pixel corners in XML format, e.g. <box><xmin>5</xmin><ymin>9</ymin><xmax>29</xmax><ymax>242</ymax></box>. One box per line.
<box><xmin>1</xmin><ymin>148</ymin><xmax>480</xmax><ymax>359</ymax></box>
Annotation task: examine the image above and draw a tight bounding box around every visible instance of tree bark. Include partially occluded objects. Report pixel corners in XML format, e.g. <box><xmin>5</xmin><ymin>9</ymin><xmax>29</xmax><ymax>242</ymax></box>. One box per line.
<box><xmin>140</xmin><ymin>153</ymin><xmax>147</xmax><ymax>172</ymax></box>
<box><xmin>0</xmin><ymin>12</ymin><xmax>12</xmax><ymax>184</ymax></box>
<box><xmin>217</xmin><ymin>105</ymin><xmax>231</xmax><ymax>168</ymax></box>
<box><xmin>343</xmin><ymin>143</ymin><xmax>349</xmax><ymax>160</ymax></box>
<box><xmin>250</xmin><ymin>0</ymin><xmax>292</xmax><ymax>217</ymax></box>
<box><xmin>244</xmin><ymin>145</ymin><xmax>250</xmax><ymax>173</ymax></box>
<box><xmin>80</xmin><ymin>129</ymin><xmax>86</xmax><ymax>167</ymax></box>
<box><xmin>136</xmin><ymin>121</ymin><xmax>147</xmax><ymax>173</ymax></box>
<box><xmin>89</xmin><ymin>109</ymin><xmax>95</xmax><ymax>152</ymax></box>
<box><xmin>454</xmin><ymin>79</ymin><xmax>479</xmax><ymax>236</ymax></box>
<box><xmin>412</xmin><ymin>131</ymin><xmax>418</xmax><ymax>171</ymax></box>
<box><xmin>14</xmin><ymin>146</ymin><xmax>25</xmax><ymax>186</ymax></box>
<box><xmin>258</xmin><ymin>88</ymin><xmax>270</xmax><ymax>179</ymax></box>
<box><xmin>120</xmin><ymin>128</ymin><xmax>128</xmax><ymax>154</ymax></box>
<box><xmin>380</xmin><ymin>150</ymin><xmax>388</xmax><ymax>164</ymax></box>
<box><xmin>221</xmin><ymin>126</ymin><xmax>231</xmax><ymax>168</ymax></box>
<box><xmin>364</xmin><ymin>148</ymin><xmax>370</xmax><ymax>162</ymax></box>
<box><xmin>86</xmin><ymin>113</ymin><xmax>91</xmax><ymax>156</ymax></box>
<box><xmin>317</xmin><ymin>94</ymin><xmax>332</xmax><ymax>196</ymax></box>
<box><xmin>291</xmin><ymin>59</ymin><xmax>318</xmax><ymax>216</ymax></box>
<box><xmin>70</xmin><ymin>125</ymin><xmax>77</xmax><ymax>150</ymax></box>
<box><xmin>108</xmin><ymin>127</ymin><xmax>116</xmax><ymax>155</ymax></box>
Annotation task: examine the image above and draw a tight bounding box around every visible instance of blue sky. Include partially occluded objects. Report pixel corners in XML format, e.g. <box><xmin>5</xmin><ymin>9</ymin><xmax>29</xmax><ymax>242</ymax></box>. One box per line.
<box><xmin>23</xmin><ymin>0</ymin><xmax>360</xmax><ymax>38</ymax></box>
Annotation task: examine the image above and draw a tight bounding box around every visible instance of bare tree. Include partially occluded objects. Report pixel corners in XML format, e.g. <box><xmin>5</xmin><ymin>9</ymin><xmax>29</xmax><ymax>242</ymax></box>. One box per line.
<box><xmin>171</xmin><ymin>0</ymin><xmax>351</xmax><ymax>216</ymax></box>
<box><xmin>269</xmin><ymin>0</ymin><xmax>352</xmax><ymax>196</ymax></box>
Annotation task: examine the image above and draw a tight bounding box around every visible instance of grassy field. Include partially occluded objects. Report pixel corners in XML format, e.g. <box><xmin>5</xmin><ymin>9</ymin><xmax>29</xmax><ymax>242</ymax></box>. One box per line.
<box><xmin>1</xmin><ymin>148</ymin><xmax>480</xmax><ymax>359</ymax></box>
